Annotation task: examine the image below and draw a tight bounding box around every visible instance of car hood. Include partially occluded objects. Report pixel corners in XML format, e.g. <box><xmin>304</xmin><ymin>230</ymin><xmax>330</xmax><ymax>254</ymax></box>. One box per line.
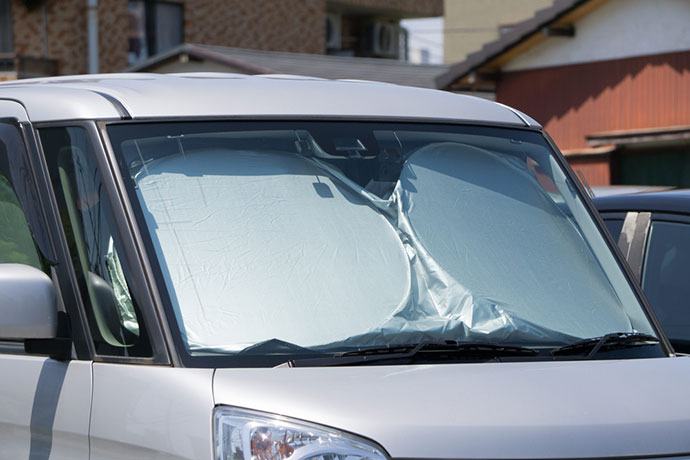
<box><xmin>213</xmin><ymin>357</ymin><xmax>690</xmax><ymax>459</ymax></box>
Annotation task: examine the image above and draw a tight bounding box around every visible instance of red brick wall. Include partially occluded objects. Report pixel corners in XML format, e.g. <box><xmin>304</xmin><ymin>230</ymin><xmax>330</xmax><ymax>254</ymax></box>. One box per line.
<box><xmin>11</xmin><ymin>0</ymin><xmax>327</xmax><ymax>74</ymax></box>
<box><xmin>12</xmin><ymin>0</ymin><xmax>87</xmax><ymax>75</ymax></box>
<box><xmin>9</xmin><ymin>0</ymin><xmax>440</xmax><ymax>75</ymax></box>
<box><xmin>185</xmin><ymin>0</ymin><xmax>326</xmax><ymax>54</ymax></box>
<box><xmin>567</xmin><ymin>156</ymin><xmax>611</xmax><ymax>187</ymax></box>
<box><xmin>98</xmin><ymin>0</ymin><xmax>129</xmax><ymax>73</ymax></box>
<box><xmin>333</xmin><ymin>0</ymin><xmax>442</xmax><ymax>17</ymax></box>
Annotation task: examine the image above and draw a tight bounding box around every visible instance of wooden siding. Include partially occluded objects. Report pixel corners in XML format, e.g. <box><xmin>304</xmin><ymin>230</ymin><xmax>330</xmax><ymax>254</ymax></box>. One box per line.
<box><xmin>496</xmin><ymin>50</ymin><xmax>690</xmax><ymax>151</ymax></box>
<box><xmin>567</xmin><ymin>156</ymin><xmax>610</xmax><ymax>187</ymax></box>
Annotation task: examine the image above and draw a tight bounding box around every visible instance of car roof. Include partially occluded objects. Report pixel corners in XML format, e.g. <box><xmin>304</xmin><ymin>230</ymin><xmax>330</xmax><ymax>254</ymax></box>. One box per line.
<box><xmin>594</xmin><ymin>189</ymin><xmax>690</xmax><ymax>214</ymax></box>
<box><xmin>0</xmin><ymin>73</ymin><xmax>540</xmax><ymax>126</ymax></box>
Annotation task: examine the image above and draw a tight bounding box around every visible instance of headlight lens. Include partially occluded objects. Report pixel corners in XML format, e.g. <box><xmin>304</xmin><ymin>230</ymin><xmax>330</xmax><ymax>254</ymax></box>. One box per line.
<box><xmin>214</xmin><ymin>406</ymin><xmax>389</xmax><ymax>460</ymax></box>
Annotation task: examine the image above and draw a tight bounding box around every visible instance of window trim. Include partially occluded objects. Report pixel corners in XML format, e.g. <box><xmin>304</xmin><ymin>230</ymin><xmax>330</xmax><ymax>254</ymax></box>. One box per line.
<box><xmin>617</xmin><ymin>211</ymin><xmax>651</xmax><ymax>280</ymax></box>
<box><xmin>23</xmin><ymin>121</ymin><xmax>95</xmax><ymax>359</ymax></box>
<box><xmin>33</xmin><ymin>120</ymin><xmax>171</xmax><ymax>365</ymax></box>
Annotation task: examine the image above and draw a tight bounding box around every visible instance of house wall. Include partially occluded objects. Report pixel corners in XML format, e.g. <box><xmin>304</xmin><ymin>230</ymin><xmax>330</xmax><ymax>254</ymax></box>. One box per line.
<box><xmin>505</xmin><ymin>0</ymin><xmax>690</xmax><ymax>71</ymax></box>
<box><xmin>11</xmin><ymin>0</ymin><xmax>324</xmax><ymax>74</ymax></box>
<box><xmin>497</xmin><ymin>50</ymin><xmax>690</xmax><ymax>150</ymax></box>
<box><xmin>8</xmin><ymin>0</ymin><xmax>440</xmax><ymax>76</ymax></box>
<box><xmin>12</xmin><ymin>0</ymin><xmax>87</xmax><ymax>75</ymax></box>
<box><xmin>567</xmin><ymin>156</ymin><xmax>611</xmax><ymax>186</ymax></box>
<box><xmin>98</xmin><ymin>0</ymin><xmax>129</xmax><ymax>74</ymax></box>
<box><xmin>332</xmin><ymin>0</ymin><xmax>442</xmax><ymax>17</ymax></box>
<box><xmin>497</xmin><ymin>50</ymin><xmax>690</xmax><ymax>185</ymax></box>
<box><xmin>185</xmin><ymin>0</ymin><xmax>325</xmax><ymax>55</ymax></box>
<box><xmin>443</xmin><ymin>0</ymin><xmax>551</xmax><ymax>64</ymax></box>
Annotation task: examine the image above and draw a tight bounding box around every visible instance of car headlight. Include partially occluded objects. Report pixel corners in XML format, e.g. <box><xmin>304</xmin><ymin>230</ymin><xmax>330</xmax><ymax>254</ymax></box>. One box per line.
<box><xmin>214</xmin><ymin>406</ymin><xmax>389</xmax><ymax>460</ymax></box>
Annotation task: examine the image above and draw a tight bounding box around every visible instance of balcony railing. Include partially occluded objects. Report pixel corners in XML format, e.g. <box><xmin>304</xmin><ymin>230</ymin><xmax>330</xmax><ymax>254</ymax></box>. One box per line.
<box><xmin>0</xmin><ymin>53</ymin><xmax>58</xmax><ymax>79</ymax></box>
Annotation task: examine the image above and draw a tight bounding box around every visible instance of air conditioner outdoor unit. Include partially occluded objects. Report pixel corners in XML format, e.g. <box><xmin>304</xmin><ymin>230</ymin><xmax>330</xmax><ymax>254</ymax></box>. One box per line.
<box><xmin>371</xmin><ymin>22</ymin><xmax>401</xmax><ymax>58</ymax></box>
<box><xmin>326</xmin><ymin>13</ymin><xmax>342</xmax><ymax>50</ymax></box>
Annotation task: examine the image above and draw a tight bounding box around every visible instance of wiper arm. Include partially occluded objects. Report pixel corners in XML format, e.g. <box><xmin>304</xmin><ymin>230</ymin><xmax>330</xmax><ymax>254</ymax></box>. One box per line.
<box><xmin>277</xmin><ymin>341</ymin><xmax>538</xmax><ymax>368</ymax></box>
<box><xmin>552</xmin><ymin>332</ymin><xmax>659</xmax><ymax>358</ymax></box>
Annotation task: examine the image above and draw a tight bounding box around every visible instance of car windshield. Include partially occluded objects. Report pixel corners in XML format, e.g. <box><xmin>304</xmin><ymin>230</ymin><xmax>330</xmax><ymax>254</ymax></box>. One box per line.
<box><xmin>106</xmin><ymin>121</ymin><xmax>655</xmax><ymax>361</ymax></box>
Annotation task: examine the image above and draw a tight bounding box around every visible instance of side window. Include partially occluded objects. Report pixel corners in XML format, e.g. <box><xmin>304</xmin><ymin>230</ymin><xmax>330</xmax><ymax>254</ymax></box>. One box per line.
<box><xmin>40</xmin><ymin>127</ymin><xmax>152</xmax><ymax>357</ymax></box>
<box><xmin>602</xmin><ymin>218</ymin><xmax>624</xmax><ymax>242</ymax></box>
<box><xmin>0</xmin><ymin>123</ymin><xmax>43</xmax><ymax>269</ymax></box>
<box><xmin>642</xmin><ymin>220</ymin><xmax>690</xmax><ymax>353</ymax></box>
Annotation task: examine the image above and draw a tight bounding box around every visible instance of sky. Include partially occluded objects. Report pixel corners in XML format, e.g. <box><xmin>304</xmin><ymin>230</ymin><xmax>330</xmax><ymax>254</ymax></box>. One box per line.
<box><xmin>401</xmin><ymin>17</ymin><xmax>445</xmax><ymax>64</ymax></box>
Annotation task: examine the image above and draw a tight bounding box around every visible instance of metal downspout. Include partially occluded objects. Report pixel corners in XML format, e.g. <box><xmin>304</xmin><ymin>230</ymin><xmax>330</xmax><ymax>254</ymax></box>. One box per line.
<box><xmin>87</xmin><ymin>0</ymin><xmax>99</xmax><ymax>74</ymax></box>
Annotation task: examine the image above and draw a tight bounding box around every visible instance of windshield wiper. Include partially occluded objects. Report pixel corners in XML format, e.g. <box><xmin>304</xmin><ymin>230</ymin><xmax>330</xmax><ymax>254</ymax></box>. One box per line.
<box><xmin>277</xmin><ymin>341</ymin><xmax>539</xmax><ymax>367</ymax></box>
<box><xmin>551</xmin><ymin>332</ymin><xmax>659</xmax><ymax>359</ymax></box>
<box><xmin>237</xmin><ymin>338</ymin><xmax>328</xmax><ymax>356</ymax></box>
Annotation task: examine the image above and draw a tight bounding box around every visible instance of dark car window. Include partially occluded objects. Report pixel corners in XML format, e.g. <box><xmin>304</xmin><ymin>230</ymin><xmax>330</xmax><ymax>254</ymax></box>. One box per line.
<box><xmin>40</xmin><ymin>126</ymin><xmax>153</xmax><ymax>358</ymax></box>
<box><xmin>603</xmin><ymin>218</ymin><xmax>624</xmax><ymax>241</ymax></box>
<box><xmin>0</xmin><ymin>123</ymin><xmax>43</xmax><ymax>269</ymax></box>
<box><xmin>642</xmin><ymin>221</ymin><xmax>690</xmax><ymax>353</ymax></box>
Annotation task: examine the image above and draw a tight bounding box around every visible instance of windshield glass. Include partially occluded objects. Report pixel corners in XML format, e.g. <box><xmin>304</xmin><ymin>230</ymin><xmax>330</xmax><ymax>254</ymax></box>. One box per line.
<box><xmin>107</xmin><ymin>121</ymin><xmax>656</xmax><ymax>362</ymax></box>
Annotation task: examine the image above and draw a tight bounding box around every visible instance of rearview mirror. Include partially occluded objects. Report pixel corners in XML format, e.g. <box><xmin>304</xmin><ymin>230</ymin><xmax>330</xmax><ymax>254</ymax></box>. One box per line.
<box><xmin>0</xmin><ymin>263</ymin><xmax>57</xmax><ymax>340</ymax></box>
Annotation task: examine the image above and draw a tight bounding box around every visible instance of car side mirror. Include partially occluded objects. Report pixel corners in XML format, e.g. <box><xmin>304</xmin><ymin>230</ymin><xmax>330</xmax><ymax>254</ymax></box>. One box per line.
<box><xmin>0</xmin><ymin>263</ymin><xmax>57</xmax><ymax>340</ymax></box>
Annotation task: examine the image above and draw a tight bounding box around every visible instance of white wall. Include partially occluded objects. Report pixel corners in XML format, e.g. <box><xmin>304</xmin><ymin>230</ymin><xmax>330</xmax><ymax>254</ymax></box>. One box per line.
<box><xmin>505</xmin><ymin>0</ymin><xmax>690</xmax><ymax>71</ymax></box>
<box><xmin>402</xmin><ymin>17</ymin><xmax>444</xmax><ymax>64</ymax></box>
<box><xmin>443</xmin><ymin>0</ymin><xmax>553</xmax><ymax>64</ymax></box>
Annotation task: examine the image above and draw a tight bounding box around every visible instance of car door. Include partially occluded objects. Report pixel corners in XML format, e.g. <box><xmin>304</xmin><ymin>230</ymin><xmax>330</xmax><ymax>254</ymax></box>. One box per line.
<box><xmin>37</xmin><ymin>122</ymin><xmax>197</xmax><ymax>459</ymax></box>
<box><xmin>0</xmin><ymin>102</ymin><xmax>91</xmax><ymax>460</ymax></box>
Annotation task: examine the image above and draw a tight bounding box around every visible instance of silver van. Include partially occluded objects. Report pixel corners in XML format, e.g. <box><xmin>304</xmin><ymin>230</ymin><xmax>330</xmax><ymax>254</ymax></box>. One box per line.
<box><xmin>0</xmin><ymin>74</ymin><xmax>688</xmax><ymax>460</ymax></box>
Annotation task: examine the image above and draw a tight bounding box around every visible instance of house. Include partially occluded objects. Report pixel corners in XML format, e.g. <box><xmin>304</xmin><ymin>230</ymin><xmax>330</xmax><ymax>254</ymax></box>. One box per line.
<box><xmin>443</xmin><ymin>0</ymin><xmax>552</xmax><ymax>64</ymax></box>
<box><xmin>0</xmin><ymin>0</ymin><xmax>441</xmax><ymax>79</ymax></box>
<box><xmin>127</xmin><ymin>43</ymin><xmax>448</xmax><ymax>89</ymax></box>
<box><xmin>438</xmin><ymin>0</ymin><xmax>690</xmax><ymax>187</ymax></box>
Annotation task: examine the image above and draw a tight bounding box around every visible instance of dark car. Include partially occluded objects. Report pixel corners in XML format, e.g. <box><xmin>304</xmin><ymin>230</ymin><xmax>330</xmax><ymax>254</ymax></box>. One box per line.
<box><xmin>595</xmin><ymin>190</ymin><xmax>690</xmax><ymax>353</ymax></box>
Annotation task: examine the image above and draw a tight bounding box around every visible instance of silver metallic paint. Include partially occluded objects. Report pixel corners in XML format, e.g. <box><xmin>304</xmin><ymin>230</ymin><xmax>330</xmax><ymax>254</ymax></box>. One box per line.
<box><xmin>0</xmin><ymin>100</ymin><xmax>29</xmax><ymax>122</ymax></box>
<box><xmin>213</xmin><ymin>358</ymin><xmax>690</xmax><ymax>459</ymax></box>
<box><xmin>0</xmin><ymin>356</ymin><xmax>90</xmax><ymax>460</ymax></box>
<box><xmin>0</xmin><ymin>73</ymin><xmax>540</xmax><ymax>126</ymax></box>
<box><xmin>0</xmin><ymin>264</ymin><xmax>57</xmax><ymax>340</ymax></box>
<box><xmin>90</xmin><ymin>364</ymin><xmax>214</xmax><ymax>460</ymax></box>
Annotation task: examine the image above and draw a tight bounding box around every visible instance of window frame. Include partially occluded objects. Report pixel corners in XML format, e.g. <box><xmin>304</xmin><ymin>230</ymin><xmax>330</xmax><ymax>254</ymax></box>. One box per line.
<box><xmin>33</xmin><ymin>120</ymin><xmax>171</xmax><ymax>365</ymax></box>
<box><xmin>640</xmin><ymin>213</ymin><xmax>690</xmax><ymax>353</ymax></box>
<box><xmin>602</xmin><ymin>211</ymin><xmax>690</xmax><ymax>280</ymax></box>
<box><xmin>0</xmin><ymin>119</ymin><xmax>89</xmax><ymax>357</ymax></box>
<box><xmin>641</xmin><ymin>212</ymin><xmax>690</xmax><ymax>282</ymax></box>
<box><xmin>99</xmin><ymin>118</ymin><xmax>675</xmax><ymax>367</ymax></box>
<box><xmin>128</xmin><ymin>0</ymin><xmax>184</xmax><ymax>65</ymax></box>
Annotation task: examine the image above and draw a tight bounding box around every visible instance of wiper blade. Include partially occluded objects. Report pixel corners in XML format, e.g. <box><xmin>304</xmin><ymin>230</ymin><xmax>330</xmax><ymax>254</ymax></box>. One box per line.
<box><xmin>552</xmin><ymin>332</ymin><xmax>659</xmax><ymax>358</ymax></box>
<box><xmin>278</xmin><ymin>341</ymin><xmax>538</xmax><ymax>368</ymax></box>
<box><xmin>238</xmin><ymin>338</ymin><xmax>327</xmax><ymax>356</ymax></box>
